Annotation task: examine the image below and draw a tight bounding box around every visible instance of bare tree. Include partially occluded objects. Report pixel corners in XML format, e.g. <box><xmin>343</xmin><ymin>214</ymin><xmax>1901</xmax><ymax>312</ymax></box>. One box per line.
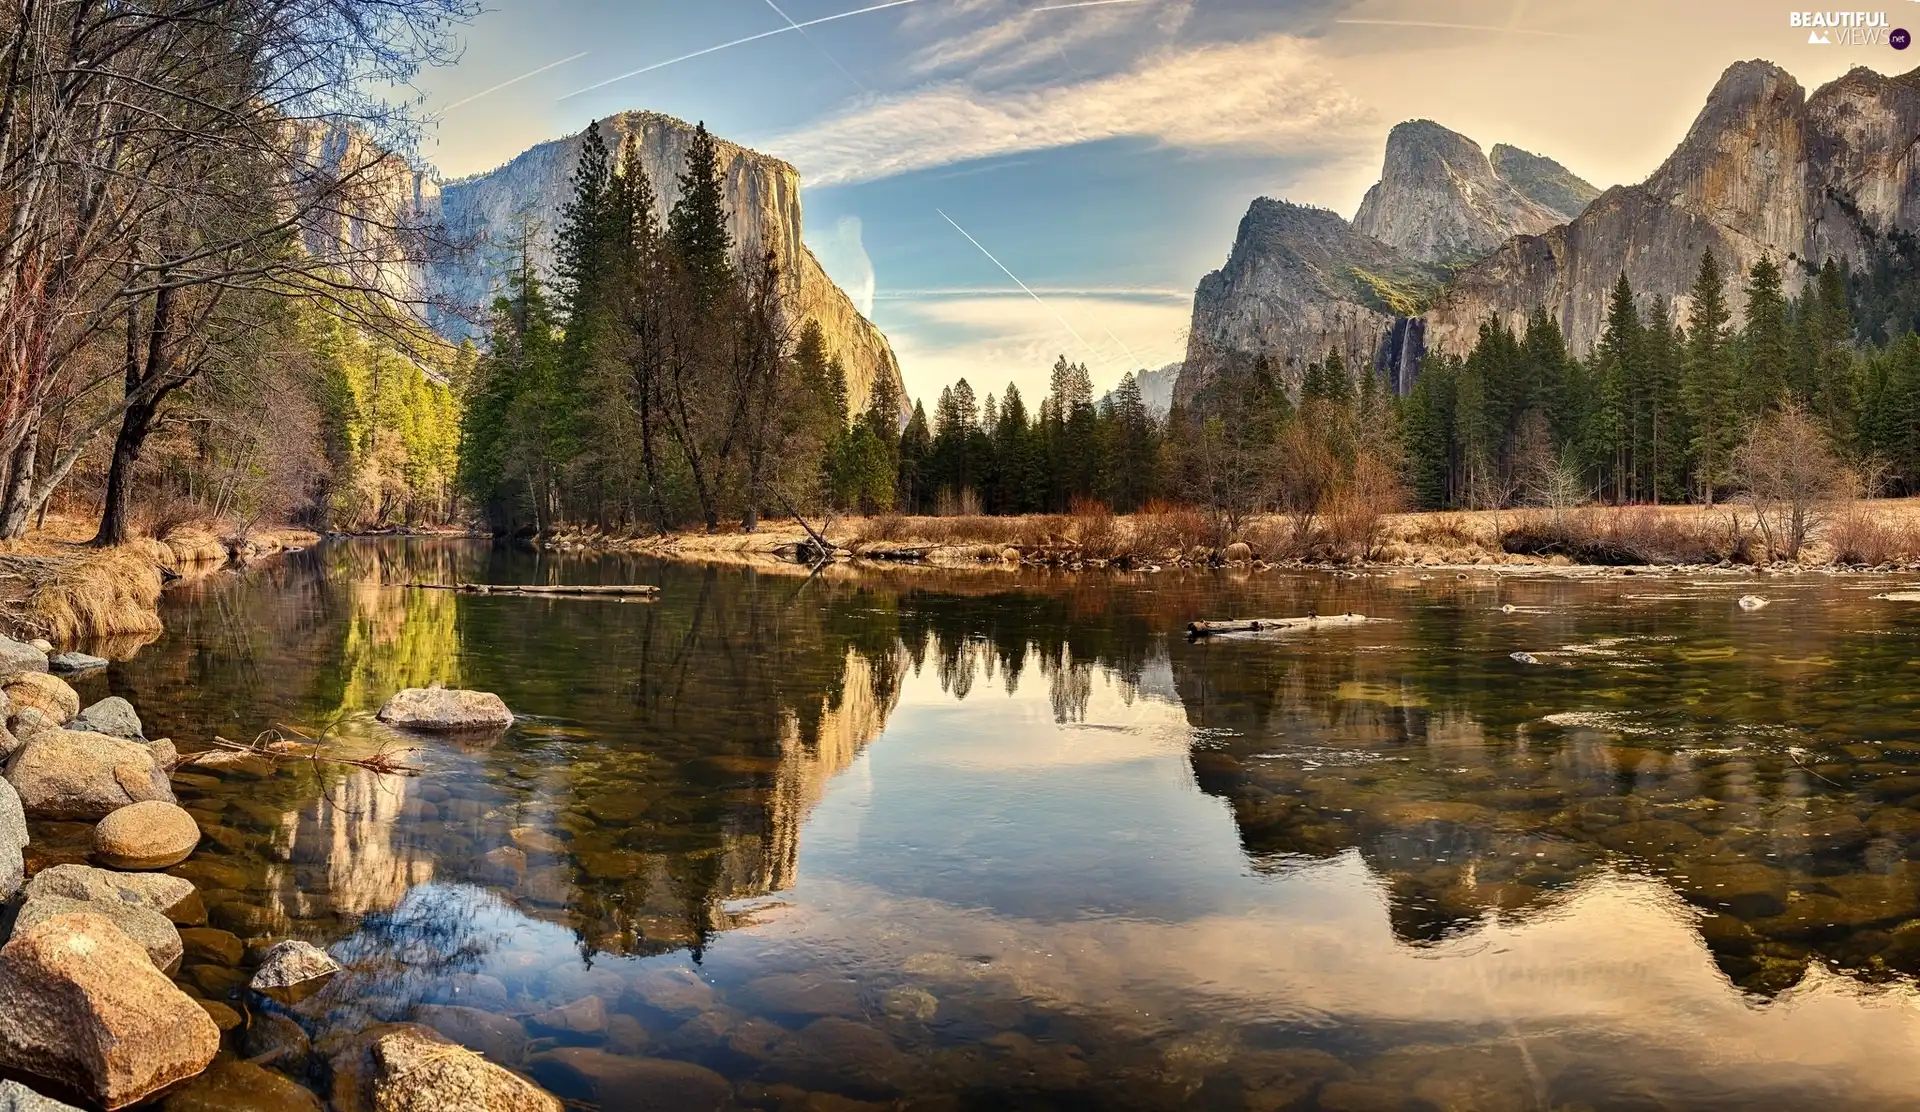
<box><xmin>1734</xmin><ymin>402</ymin><xmax>1849</xmax><ymax>562</ymax></box>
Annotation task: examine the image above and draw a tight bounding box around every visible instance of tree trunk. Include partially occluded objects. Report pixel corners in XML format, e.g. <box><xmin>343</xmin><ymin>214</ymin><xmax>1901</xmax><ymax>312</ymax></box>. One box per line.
<box><xmin>0</xmin><ymin>410</ymin><xmax>39</xmax><ymax>538</ymax></box>
<box><xmin>92</xmin><ymin>397</ymin><xmax>157</xmax><ymax>547</ymax></box>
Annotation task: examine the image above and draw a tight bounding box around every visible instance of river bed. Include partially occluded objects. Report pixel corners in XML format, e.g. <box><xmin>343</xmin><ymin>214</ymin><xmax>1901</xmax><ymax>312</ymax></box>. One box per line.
<box><xmin>39</xmin><ymin>539</ymin><xmax>1920</xmax><ymax>1110</ymax></box>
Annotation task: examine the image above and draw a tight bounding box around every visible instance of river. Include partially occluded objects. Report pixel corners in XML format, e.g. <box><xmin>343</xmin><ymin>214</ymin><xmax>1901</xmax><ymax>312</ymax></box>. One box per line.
<box><xmin>44</xmin><ymin>539</ymin><xmax>1920</xmax><ymax>1110</ymax></box>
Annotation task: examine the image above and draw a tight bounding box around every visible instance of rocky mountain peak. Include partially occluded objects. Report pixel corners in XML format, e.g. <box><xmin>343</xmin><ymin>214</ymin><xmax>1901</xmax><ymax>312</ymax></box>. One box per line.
<box><xmin>1351</xmin><ymin>120</ymin><xmax>1575</xmax><ymax>265</ymax></box>
<box><xmin>1489</xmin><ymin>144</ymin><xmax>1599</xmax><ymax>219</ymax></box>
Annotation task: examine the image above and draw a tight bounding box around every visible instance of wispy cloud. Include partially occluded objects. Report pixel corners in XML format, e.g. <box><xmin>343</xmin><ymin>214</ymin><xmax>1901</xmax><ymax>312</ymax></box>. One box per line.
<box><xmin>1333</xmin><ymin>18</ymin><xmax>1575</xmax><ymax>38</ymax></box>
<box><xmin>808</xmin><ymin>216</ymin><xmax>878</xmax><ymax>318</ymax></box>
<box><xmin>770</xmin><ymin>34</ymin><xmax>1370</xmax><ymax>186</ymax></box>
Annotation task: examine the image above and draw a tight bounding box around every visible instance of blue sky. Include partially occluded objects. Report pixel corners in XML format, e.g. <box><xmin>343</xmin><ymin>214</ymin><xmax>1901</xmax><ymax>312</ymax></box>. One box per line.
<box><xmin>416</xmin><ymin>0</ymin><xmax>1901</xmax><ymax>407</ymax></box>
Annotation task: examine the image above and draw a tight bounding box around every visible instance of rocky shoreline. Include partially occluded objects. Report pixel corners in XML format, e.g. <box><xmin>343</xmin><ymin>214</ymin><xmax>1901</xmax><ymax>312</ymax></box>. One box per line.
<box><xmin>0</xmin><ymin>652</ymin><xmax>557</xmax><ymax>1111</ymax></box>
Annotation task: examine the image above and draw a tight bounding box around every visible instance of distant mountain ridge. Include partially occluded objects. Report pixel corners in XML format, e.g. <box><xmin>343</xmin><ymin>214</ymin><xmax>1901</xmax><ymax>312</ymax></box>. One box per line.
<box><xmin>1100</xmin><ymin>363</ymin><xmax>1180</xmax><ymax>419</ymax></box>
<box><xmin>1178</xmin><ymin>60</ymin><xmax>1920</xmax><ymax>408</ymax></box>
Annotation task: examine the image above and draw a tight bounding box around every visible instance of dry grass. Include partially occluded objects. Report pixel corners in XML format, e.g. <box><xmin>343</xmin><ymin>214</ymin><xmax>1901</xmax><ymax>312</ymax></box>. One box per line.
<box><xmin>20</xmin><ymin>547</ymin><xmax>164</xmax><ymax>643</ymax></box>
<box><xmin>1132</xmin><ymin>501</ymin><xmax>1214</xmax><ymax>557</ymax></box>
<box><xmin>1826</xmin><ymin>506</ymin><xmax>1920</xmax><ymax>566</ymax></box>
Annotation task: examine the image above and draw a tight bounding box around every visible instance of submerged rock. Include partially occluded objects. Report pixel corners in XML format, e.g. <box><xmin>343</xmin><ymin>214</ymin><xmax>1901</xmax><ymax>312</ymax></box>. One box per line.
<box><xmin>46</xmin><ymin>654</ymin><xmax>107</xmax><ymax>678</ymax></box>
<box><xmin>2</xmin><ymin>674</ymin><xmax>77</xmax><ymax>725</ymax></box>
<box><xmin>377</xmin><ymin>688</ymin><xmax>514</xmax><ymax>732</ymax></box>
<box><xmin>0</xmin><ymin>912</ymin><xmax>219</xmax><ymax>1110</ymax></box>
<box><xmin>414</xmin><ymin>1005</ymin><xmax>530</xmax><ymax>1066</ymax></box>
<box><xmin>94</xmin><ymin>800</ymin><xmax>201</xmax><ymax>870</ymax></box>
<box><xmin>525</xmin><ymin>1048</ymin><xmax>727</xmax><ymax>1112</ymax></box>
<box><xmin>155</xmin><ymin>1058</ymin><xmax>320</xmax><ymax>1111</ymax></box>
<box><xmin>70</xmin><ymin>697</ymin><xmax>143</xmax><ymax>740</ymax></box>
<box><xmin>0</xmin><ymin>636</ymin><xmax>49</xmax><ymax>675</ymax></box>
<box><xmin>331</xmin><ymin>1024</ymin><xmax>561</xmax><ymax>1112</ymax></box>
<box><xmin>5</xmin><ymin>728</ymin><xmax>174</xmax><ymax>820</ymax></box>
<box><xmin>0</xmin><ymin>1080</ymin><xmax>81</xmax><ymax>1111</ymax></box>
<box><xmin>1738</xmin><ymin>595</ymin><xmax>1771</xmax><ymax>611</ymax></box>
<box><xmin>249</xmin><ymin>940</ymin><xmax>340</xmax><ymax>1004</ymax></box>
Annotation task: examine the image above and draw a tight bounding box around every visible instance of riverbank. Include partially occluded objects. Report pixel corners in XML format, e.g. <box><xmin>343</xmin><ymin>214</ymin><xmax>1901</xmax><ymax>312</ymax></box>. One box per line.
<box><xmin>537</xmin><ymin>499</ymin><xmax>1920</xmax><ymax>576</ymax></box>
<box><xmin>0</xmin><ymin>517</ymin><xmax>319</xmax><ymax>646</ymax></box>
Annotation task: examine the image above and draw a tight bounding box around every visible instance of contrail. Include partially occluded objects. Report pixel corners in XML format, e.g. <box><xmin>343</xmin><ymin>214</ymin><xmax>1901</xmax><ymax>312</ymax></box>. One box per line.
<box><xmin>1032</xmin><ymin>0</ymin><xmax>1152</xmax><ymax>10</ymax></box>
<box><xmin>762</xmin><ymin>0</ymin><xmax>869</xmax><ymax>92</ymax></box>
<box><xmin>935</xmin><ymin>208</ymin><xmax>1101</xmax><ymax>366</ymax></box>
<box><xmin>561</xmin><ymin>0</ymin><xmax>928</xmax><ymax>101</ymax></box>
<box><xmin>439</xmin><ymin>52</ymin><xmax>590</xmax><ymax>113</ymax></box>
<box><xmin>1333</xmin><ymin>18</ymin><xmax>1572</xmax><ymax>37</ymax></box>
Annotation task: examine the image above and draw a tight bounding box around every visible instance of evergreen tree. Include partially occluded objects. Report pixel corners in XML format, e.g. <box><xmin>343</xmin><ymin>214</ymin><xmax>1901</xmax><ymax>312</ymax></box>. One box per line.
<box><xmin>1592</xmin><ymin>274</ymin><xmax>1641</xmax><ymax>501</ymax></box>
<box><xmin>1682</xmin><ymin>251</ymin><xmax>1737</xmax><ymax>502</ymax></box>
<box><xmin>667</xmin><ymin>122</ymin><xmax>735</xmax><ymax>307</ymax></box>
<box><xmin>1741</xmin><ymin>254</ymin><xmax>1792</xmax><ymax>413</ymax></box>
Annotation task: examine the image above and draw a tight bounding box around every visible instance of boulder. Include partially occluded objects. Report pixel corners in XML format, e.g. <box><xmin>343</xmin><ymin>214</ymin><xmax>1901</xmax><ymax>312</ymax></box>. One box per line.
<box><xmin>24</xmin><ymin>864</ymin><xmax>198</xmax><ymax>920</ymax></box>
<box><xmin>0</xmin><ymin>1080</ymin><xmax>82</xmax><ymax>1111</ymax></box>
<box><xmin>179</xmin><ymin>928</ymin><xmax>245</xmax><ymax>967</ymax></box>
<box><xmin>13</xmin><ymin>893</ymin><xmax>182</xmax><ymax>972</ymax></box>
<box><xmin>241</xmin><ymin>1012</ymin><xmax>310</xmax><ymax>1069</ymax></box>
<box><xmin>0</xmin><ymin>636</ymin><xmax>48</xmax><ymax>675</ymax></box>
<box><xmin>46</xmin><ymin>654</ymin><xmax>107</xmax><ymax>678</ymax></box>
<box><xmin>0</xmin><ymin>777</ymin><xmax>25</xmax><ymax>901</ymax></box>
<box><xmin>0</xmin><ymin>912</ymin><xmax>219</xmax><ymax>1110</ymax></box>
<box><xmin>0</xmin><ymin>722</ymin><xmax>19</xmax><ymax>763</ymax></box>
<box><xmin>5</xmin><ymin>728</ymin><xmax>174</xmax><ymax>820</ymax></box>
<box><xmin>250</xmin><ymin>940</ymin><xmax>340</xmax><ymax>1004</ymax></box>
<box><xmin>2</xmin><ymin>673</ymin><xmax>77</xmax><ymax>724</ymax></box>
<box><xmin>26</xmin><ymin>640</ymin><xmax>51</xmax><ymax>654</ymax></box>
<box><xmin>414</xmin><ymin>1006</ymin><xmax>530</xmax><ymax>1066</ymax></box>
<box><xmin>376</xmin><ymin>688</ymin><xmax>513</xmax><ymax>732</ymax></box>
<box><xmin>528</xmin><ymin>995</ymin><xmax>606</xmax><ymax>1038</ymax></box>
<box><xmin>71</xmin><ymin>697</ymin><xmax>143</xmax><ymax>741</ymax></box>
<box><xmin>1223</xmin><ymin>541</ymin><xmax>1254</xmax><ymax>564</ymax></box>
<box><xmin>8</xmin><ymin>707</ymin><xmax>53</xmax><ymax>745</ymax></box>
<box><xmin>330</xmin><ymin>1024</ymin><xmax>561</xmax><ymax>1112</ymax></box>
<box><xmin>94</xmin><ymin>800</ymin><xmax>201</xmax><ymax>870</ymax></box>
<box><xmin>525</xmin><ymin>1049</ymin><xmax>728</xmax><ymax>1112</ymax></box>
<box><xmin>156</xmin><ymin>1058</ymin><xmax>321</xmax><ymax>1112</ymax></box>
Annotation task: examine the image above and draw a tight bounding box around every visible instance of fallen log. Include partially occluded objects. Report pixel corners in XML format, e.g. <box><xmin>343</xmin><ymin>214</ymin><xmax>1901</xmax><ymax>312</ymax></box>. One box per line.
<box><xmin>1188</xmin><ymin>614</ymin><xmax>1375</xmax><ymax>637</ymax></box>
<box><xmin>404</xmin><ymin>583</ymin><xmax>659</xmax><ymax>597</ymax></box>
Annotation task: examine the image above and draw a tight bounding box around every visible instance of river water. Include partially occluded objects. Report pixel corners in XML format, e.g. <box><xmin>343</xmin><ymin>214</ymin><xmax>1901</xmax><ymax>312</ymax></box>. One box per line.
<box><xmin>41</xmin><ymin>540</ymin><xmax>1920</xmax><ymax>1110</ymax></box>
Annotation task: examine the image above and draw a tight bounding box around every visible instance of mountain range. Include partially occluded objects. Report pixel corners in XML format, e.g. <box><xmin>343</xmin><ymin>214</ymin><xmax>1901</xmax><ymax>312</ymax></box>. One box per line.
<box><xmin>1178</xmin><ymin>60</ymin><xmax>1920</xmax><ymax>408</ymax></box>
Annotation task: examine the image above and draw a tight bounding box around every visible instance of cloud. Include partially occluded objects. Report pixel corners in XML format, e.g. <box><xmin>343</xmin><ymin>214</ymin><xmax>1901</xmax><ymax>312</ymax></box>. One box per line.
<box><xmin>808</xmin><ymin>216</ymin><xmax>877</xmax><ymax>318</ymax></box>
<box><xmin>769</xmin><ymin>34</ymin><xmax>1372</xmax><ymax>187</ymax></box>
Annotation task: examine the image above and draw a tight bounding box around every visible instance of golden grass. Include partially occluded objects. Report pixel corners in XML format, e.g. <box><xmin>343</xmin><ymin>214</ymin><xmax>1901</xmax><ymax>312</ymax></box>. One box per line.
<box><xmin>20</xmin><ymin>547</ymin><xmax>164</xmax><ymax>643</ymax></box>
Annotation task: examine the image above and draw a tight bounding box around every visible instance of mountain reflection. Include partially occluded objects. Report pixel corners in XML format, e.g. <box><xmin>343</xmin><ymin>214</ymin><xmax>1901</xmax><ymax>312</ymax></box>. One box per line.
<box><xmin>97</xmin><ymin>546</ymin><xmax>1920</xmax><ymax>1006</ymax></box>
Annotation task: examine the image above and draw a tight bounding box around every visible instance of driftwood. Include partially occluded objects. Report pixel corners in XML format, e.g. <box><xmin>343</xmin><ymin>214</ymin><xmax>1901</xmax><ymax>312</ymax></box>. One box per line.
<box><xmin>404</xmin><ymin>583</ymin><xmax>659</xmax><ymax>597</ymax></box>
<box><xmin>776</xmin><ymin>492</ymin><xmax>836</xmax><ymax>565</ymax></box>
<box><xmin>192</xmin><ymin>727</ymin><xmax>425</xmax><ymax>777</ymax></box>
<box><xmin>1188</xmin><ymin>614</ymin><xmax>1376</xmax><ymax>637</ymax></box>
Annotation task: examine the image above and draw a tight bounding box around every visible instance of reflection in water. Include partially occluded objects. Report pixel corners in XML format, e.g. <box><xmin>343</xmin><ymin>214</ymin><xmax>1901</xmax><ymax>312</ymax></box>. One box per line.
<box><xmin>66</xmin><ymin>545</ymin><xmax>1920</xmax><ymax>1108</ymax></box>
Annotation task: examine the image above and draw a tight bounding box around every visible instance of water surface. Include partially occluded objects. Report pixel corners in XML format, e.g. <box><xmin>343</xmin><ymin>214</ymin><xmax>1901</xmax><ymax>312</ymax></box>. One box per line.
<box><xmin>49</xmin><ymin>542</ymin><xmax>1920</xmax><ymax>1110</ymax></box>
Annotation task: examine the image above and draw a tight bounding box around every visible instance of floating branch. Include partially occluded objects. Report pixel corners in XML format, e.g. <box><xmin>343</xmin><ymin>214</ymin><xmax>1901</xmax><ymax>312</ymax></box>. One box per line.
<box><xmin>1187</xmin><ymin>614</ymin><xmax>1378</xmax><ymax>637</ymax></box>
<box><xmin>403</xmin><ymin>583</ymin><xmax>660</xmax><ymax>597</ymax></box>
<box><xmin>194</xmin><ymin>727</ymin><xmax>425</xmax><ymax>777</ymax></box>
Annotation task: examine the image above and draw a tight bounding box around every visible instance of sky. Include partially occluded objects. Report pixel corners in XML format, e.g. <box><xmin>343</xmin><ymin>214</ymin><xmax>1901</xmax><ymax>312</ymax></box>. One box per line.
<box><xmin>414</xmin><ymin>0</ymin><xmax>1915</xmax><ymax>408</ymax></box>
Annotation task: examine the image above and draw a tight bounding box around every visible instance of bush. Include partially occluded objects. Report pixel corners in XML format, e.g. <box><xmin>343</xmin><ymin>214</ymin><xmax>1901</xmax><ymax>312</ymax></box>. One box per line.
<box><xmin>1132</xmin><ymin>500</ymin><xmax>1213</xmax><ymax>555</ymax></box>
<box><xmin>1827</xmin><ymin>506</ymin><xmax>1918</xmax><ymax>565</ymax></box>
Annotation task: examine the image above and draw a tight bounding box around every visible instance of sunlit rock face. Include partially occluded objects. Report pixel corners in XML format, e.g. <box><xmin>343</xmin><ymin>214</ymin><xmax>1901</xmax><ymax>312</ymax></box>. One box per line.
<box><xmin>1427</xmin><ymin>61</ymin><xmax>1920</xmax><ymax>358</ymax></box>
<box><xmin>429</xmin><ymin>111</ymin><xmax>908</xmax><ymax>422</ymax></box>
<box><xmin>1352</xmin><ymin>120</ymin><xmax>1576</xmax><ymax>266</ymax></box>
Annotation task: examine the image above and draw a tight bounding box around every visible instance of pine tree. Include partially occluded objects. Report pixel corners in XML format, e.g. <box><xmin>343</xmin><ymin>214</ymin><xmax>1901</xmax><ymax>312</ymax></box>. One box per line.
<box><xmin>668</xmin><ymin>122</ymin><xmax>735</xmax><ymax>307</ymax></box>
<box><xmin>1683</xmin><ymin>251</ymin><xmax>1736</xmax><ymax>503</ymax></box>
<box><xmin>1593</xmin><ymin>274</ymin><xmax>1641</xmax><ymax>501</ymax></box>
<box><xmin>1741</xmin><ymin>254</ymin><xmax>1791</xmax><ymax>413</ymax></box>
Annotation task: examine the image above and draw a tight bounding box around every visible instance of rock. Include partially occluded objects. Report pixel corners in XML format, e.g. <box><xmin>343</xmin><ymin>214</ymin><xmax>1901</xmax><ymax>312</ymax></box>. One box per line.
<box><xmin>1510</xmin><ymin>652</ymin><xmax>1539</xmax><ymax>665</ymax></box>
<box><xmin>1353</xmin><ymin>120</ymin><xmax>1576</xmax><ymax>265</ymax></box>
<box><xmin>46</xmin><ymin>654</ymin><xmax>107</xmax><ymax>677</ymax></box>
<box><xmin>330</xmin><ymin>1024</ymin><xmax>562</xmax><ymax>1112</ymax></box>
<box><xmin>766</xmin><ymin>1018</ymin><xmax>913</xmax><ymax>1098</ymax></box>
<box><xmin>0</xmin><ymin>912</ymin><xmax>220</xmax><ymax>1110</ymax></box>
<box><xmin>13</xmin><ymin>891</ymin><xmax>183</xmax><ymax>972</ymax></box>
<box><xmin>24</xmin><ymin>863</ymin><xmax>198</xmax><ymax>919</ymax></box>
<box><xmin>194</xmin><ymin>999</ymin><xmax>242</xmax><ymax>1032</ymax></box>
<box><xmin>71</xmin><ymin>697</ymin><xmax>143</xmax><ymax>740</ymax></box>
<box><xmin>157</xmin><ymin>1058</ymin><xmax>321</xmax><ymax>1111</ymax></box>
<box><xmin>734</xmin><ymin>971</ymin><xmax>865</xmax><ymax>1018</ymax></box>
<box><xmin>0</xmin><ymin>777</ymin><xmax>25</xmax><ymax>900</ymax></box>
<box><xmin>376</xmin><ymin>688</ymin><xmax>513</xmax><ymax>732</ymax></box>
<box><xmin>5</xmin><ymin>728</ymin><xmax>174</xmax><ymax>820</ymax></box>
<box><xmin>242</xmin><ymin>1012</ymin><xmax>311</xmax><ymax>1068</ymax></box>
<box><xmin>625</xmin><ymin>967</ymin><xmax>715</xmax><ymax>1018</ymax></box>
<box><xmin>8</xmin><ymin>707</ymin><xmax>54</xmax><ymax>744</ymax></box>
<box><xmin>250</xmin><ymin>940</ymin><xmax>340</xmax><ymax>1004</ymax></box>
<box><xmin>0</xmin><ymin>722</ymin><xmax>19</xmax><ymax>763</ymax></box>
<box><xmin>528</xmin><ymin>995</ymin><xmax>606</xmax><ymax>1038</ymax></box>
<box><xmin>26</xmin><ymin>640</ymin><xmax>51</xmax><ymax>654</ymax></box>
<box><xmin>525</xmin><ymin>1048</ymin><xmax>728</xmax><ymax>1112</ymax></box>
<box><xmin>0</xmin><ymin>636</ymin><xmax>48</xmax><ymax>675</ymax></box>
<box><xmin>93</xmin><ymin>800</ymin><xmax>201</xmax><ymax>870</ymax></box>
<box><xmin>415</xmin><ymin>1005</ymin><xmax>531</xmax><ymax>1065</ymax></box>
<box><xmin>179</xmin><ymin>927</ymin><xmax>245</xmax><ymax>967</ymax></box>
<box><xmin>508</xmin><ymin>827</ymin><xmax>567</xmax><ymax>856</ymax></box>
<box><xmin>476</xmin><ymin>846</ymin><xmax>526</xmax><ymax>885</ymax></box>
<box><xmin>1223</xmin><ymin>542</ymin><xmax>1253</xmax><ymax>564</ymax></box>
<box><xmin>1738</xmin><ymin>595</ymin><xmax>1770</xmax><ymax>610</ymax></box>
<box><xmin>0</xmin><ymin>1080</ymin><xmax>82</xmax><ymax>1111</ymax></box>
<box><xmin>1</xmin><ymin>673</ymin><xmax>77</xmax><ymax>724</ymax></box>
<box><xmin>880</xmin><ymin>986</ymin><xmax>938</xmax><ymax>1022</ymax></box>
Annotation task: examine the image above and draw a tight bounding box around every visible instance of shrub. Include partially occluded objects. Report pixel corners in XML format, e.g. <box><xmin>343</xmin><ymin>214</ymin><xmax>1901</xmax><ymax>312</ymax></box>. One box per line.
<box><xmin>1827</xmin><ymin>506</ymin><xmax>1918</xmax><ymax>565</ymax></box>
<box><xmin>1132</xmin><ymin>500</ymin><xmax>1212</xmax><ymax>555</ymax></box>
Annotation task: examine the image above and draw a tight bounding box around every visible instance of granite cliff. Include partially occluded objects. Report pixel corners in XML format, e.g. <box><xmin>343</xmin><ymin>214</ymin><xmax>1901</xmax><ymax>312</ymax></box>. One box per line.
<box><xmin>1180</xmin><ymin>121</ymin><xmax>1589</xmax><ymax>404</ymax></box>
<box><xmin>1352</xmin><ymin>120</ymin><xmax>1582</xmax><ymax>265</ymax></box>
<box><xmin>430</xmin><ymin>112</ymin><xmax>907</xmax><ymax>420</ymax></box>
<box><xmin>1428</xmin><ymin>61</ymin><xmax>1920</xmax><ymax>357</ymax></box>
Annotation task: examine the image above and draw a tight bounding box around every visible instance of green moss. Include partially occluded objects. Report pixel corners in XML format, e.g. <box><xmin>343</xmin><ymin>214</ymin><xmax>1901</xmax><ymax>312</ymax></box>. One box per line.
<box><xmin>1349</xmin><ymin>267</ymin><xmax>1437</xmax><ymax>316</ymax></box>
